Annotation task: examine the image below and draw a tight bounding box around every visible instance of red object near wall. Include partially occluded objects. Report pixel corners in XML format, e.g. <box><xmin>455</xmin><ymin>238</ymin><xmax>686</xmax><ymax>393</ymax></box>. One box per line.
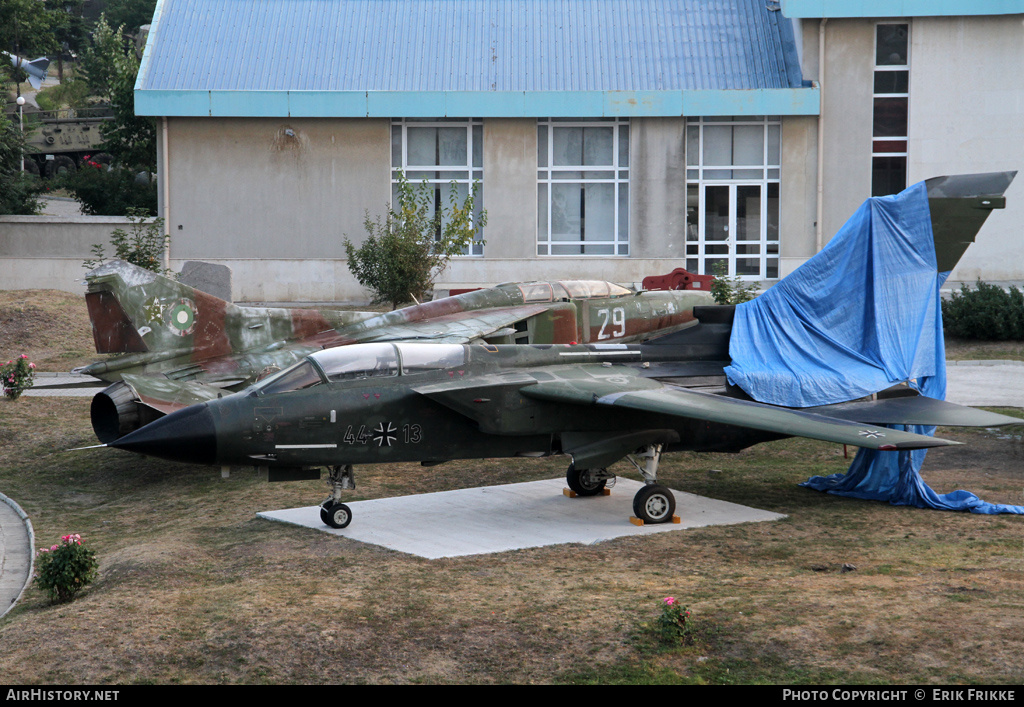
<box><xmin>641</xmin><ymin>268</ymin><xmax>715</xmax><ymax>291</ymax></box>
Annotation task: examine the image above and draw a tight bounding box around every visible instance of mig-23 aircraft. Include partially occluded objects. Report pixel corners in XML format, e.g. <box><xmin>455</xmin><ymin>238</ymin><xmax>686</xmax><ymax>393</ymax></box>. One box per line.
<box><xmin>80</xmin><ymin>262</ymin><xmax>711</xmax><ymax>443</ymax></box>
<box><xmin>103</xmin><ymin>173</ymin><xmax>1022</xmax><ymax>529</ymax></box>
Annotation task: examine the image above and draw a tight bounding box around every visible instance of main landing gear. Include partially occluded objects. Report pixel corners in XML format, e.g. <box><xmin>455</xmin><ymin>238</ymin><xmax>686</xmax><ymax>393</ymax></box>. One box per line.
<box><xmin>321</xmin><ymin>464</ymin><xmax>355</xmax><ymax>529</ymax></box>
<box><xmin>566</xmin><ymin>443</ymin><xmax>677</xmax><ymax>524</ymax></box>
<box><xmin>625</xmin><ymin>443</ymin><xmax>676</xmax><ymax>524</ymax></box>
<box><xmin>566</xmin><ymin>463</ymin><xmax>614</xmax><ymax>496</ymax></box>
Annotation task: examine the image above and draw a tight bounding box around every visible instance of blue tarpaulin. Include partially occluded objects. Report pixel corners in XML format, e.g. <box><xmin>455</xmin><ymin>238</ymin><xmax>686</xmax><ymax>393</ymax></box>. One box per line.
<box><xmin>725</xmin><ymin>181</ymin><xmax>1023</xmax><ymax>514</ymax></box>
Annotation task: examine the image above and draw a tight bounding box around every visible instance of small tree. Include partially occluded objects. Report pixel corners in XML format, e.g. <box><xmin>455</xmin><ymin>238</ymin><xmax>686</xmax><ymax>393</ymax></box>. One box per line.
<box><xmin>709</xmin><ymin>261</ymin><xmax>760</xmax><ymax>305</ymax></box>
<box><xmin>83</xmin><ymin>207</ymin><xmax>169</xmax><ymax>275</ymax></box>
<box><xmin>344</xmin><ymin>173</ymin><xmax>487</xmax><ymax>309</ymax></box>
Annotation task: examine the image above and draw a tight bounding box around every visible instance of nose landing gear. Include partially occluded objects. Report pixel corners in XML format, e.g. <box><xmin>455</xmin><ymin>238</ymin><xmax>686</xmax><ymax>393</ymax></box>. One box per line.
<box><xmin>321</xmin><ymin>464</ymin><xmax>355</xmax><ymax>529</ymax></box>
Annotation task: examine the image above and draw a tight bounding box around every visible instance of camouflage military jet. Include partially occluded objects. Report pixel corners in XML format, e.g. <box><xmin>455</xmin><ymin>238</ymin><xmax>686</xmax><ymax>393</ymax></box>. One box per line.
<box><xmin>107</xmin><ymin>338</ymin><xmax>1021</xmax><ymax>528</ymax></box>
<box><xmin>80</xmin><ymin>262</ymin><xmax>711</xmax><ymax>443</ymax></box>
<box><xmin>99</xmin><ymin>171</ymin><xmax>1021</xmax><ymax>528</ymax></box>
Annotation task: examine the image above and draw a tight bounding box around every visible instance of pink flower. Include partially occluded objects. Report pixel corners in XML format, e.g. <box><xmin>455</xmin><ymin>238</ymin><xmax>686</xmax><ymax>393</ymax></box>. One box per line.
<box><xmin>29</xmin><ymin>363</ymin><xmax>35</xmax><ymax>369</ymax></box>
<box><xmin>20</xmin><ymin>354</ymin><xmax>27</xmax><ymax>359</ymax></box>
<box><xmin>663</xmin><ymin>597</ymin><xmax>675</xmax><ymax>606</ymax></box>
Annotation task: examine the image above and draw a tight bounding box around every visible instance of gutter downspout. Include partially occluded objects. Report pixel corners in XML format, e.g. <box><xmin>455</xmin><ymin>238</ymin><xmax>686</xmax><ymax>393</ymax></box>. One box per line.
<box><xmin>162</xmin><ymin>116</ymin><xmax>170</xmax><ymax>271</ymax></box>
<box><xmin>815</xmin><ymin>18</ymin><xmax>827</xmax><ymax>253</ymax></box>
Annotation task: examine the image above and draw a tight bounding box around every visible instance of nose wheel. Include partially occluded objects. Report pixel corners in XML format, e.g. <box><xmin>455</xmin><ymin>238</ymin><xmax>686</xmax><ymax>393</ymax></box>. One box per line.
<box><xmin>321</xmin><ymin>464</ymin><xmax>355</xmax><ymax>528</ymax></box>
<box><xmin>320</xmin><ymin>501</ymin><xmax>352</xmax><ymax>529</ymax></box>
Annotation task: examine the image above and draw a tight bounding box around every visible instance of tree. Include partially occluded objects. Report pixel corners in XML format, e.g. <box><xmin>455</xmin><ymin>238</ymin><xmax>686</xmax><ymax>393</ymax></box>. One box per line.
<box><xmin>344</xmin><ymin>174</ymin><xmax>487</xmax><ymax>310</ymax></box>
<box><xmin>46</xmin><ymin>0</ymin><xmax>89</xmax><ymax>83</ymax></box>
<box><xmin>78</xmin><ymin>14</ymin><xmax>123</xmax><ymax>101</ymax></box>
<box><xmin>0</xmin><ymin>110</ymin><xmax>44</xmax><ymax>214</ymax></box>
<box><xmin>103</xmin><ymin>0</ymin><xmax>157</xmax><ymax>34</ymax></box>
<box><xmin>79</xmin><ymin>16</ymin><xmax>156</xmax><ymax>171</ymax></box>
<box><xmin>101</xmin><ymin>43</ymin><xmax>155</xmax><ymax>171</ymax></box>
<box><xmin>0</xmin><ymin>0</ymin><xmax>58</xmax><ymax>61</ymax></box>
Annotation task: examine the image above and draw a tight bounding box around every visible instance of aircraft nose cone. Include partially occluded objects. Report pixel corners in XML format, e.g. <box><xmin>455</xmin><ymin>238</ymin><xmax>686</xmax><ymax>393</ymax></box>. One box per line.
<box><xmin>111</xmin><ymin>403</ymin><xmax>218</xmax><ymax>465</ymax></box>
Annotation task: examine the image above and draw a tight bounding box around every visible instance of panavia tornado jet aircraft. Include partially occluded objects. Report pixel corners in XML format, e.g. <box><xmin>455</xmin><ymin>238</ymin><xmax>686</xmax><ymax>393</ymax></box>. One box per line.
<box><xmin>103</xmin><ymin>173</ymin><xmax>1022</xmax><ymax>529</ymax></box>
<box><xmin>81</xmin><ymin>263</ymin><xmax>711</xmax><ymax>443</ymax></box>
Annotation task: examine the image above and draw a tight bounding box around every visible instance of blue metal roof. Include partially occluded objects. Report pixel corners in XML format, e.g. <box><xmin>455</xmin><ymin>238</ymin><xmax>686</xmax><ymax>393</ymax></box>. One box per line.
<box><xmin>136</xmin><ymin>0</ymin><xmax>818</xmax><ymax>117</ymax></box>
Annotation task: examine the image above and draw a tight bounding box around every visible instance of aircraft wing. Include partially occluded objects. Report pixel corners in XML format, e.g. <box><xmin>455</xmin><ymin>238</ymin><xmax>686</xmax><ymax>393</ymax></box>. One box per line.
<box><xmin>350</xmin><ymin>304</ymin><xmax>554</xmax><ymax>344</ymax></box>
<box><xmin>515</xmin><ymin>377</ymin><xmax>962</xmax><ymax>451</ymax></box>
<box><xmin>807</xmin><ymin>394</ymin><xmax>1023</xmax><ymax>428</ymax></box>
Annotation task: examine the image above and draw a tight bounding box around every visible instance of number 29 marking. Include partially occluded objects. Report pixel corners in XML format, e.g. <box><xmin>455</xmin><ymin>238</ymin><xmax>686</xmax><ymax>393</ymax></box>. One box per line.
<box><xmin>597</xmin><ymin>307</ymin><xmax>626</xmax><ymax>340</ymax></box>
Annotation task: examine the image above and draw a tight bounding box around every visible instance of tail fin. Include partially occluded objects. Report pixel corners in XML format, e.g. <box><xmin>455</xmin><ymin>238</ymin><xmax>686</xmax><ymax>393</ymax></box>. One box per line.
<box><xmin>926</xmin><ymin>171</ymin><xmax>1016</xmax><ymax>272</ymax></box>
<box><xmin>85</xmin><ymin>260</ymin><xmax>238</xmax><ymax>360</ymax></box>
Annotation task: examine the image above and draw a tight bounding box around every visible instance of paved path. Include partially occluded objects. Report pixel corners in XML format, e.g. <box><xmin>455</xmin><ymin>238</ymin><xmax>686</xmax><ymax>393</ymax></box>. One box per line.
<box><xmin>22</xmin><ymin>372</ymin><xmax>105</xmax><ymax>397</ymax></box>
<box><xmin>37</xmin><ymin>196</ymin><xmax>84</xmax><ymax>217</ymax></box>
<box><xmin>945</xmin><ymin>360</ymin><xmax>1024</xmax><ymax>407</ymax></box>
<box><xmin>0</xmin><ymin>494</ymin><xmax>33</xmax><ymax>619</ymax></box>
<box><xmin>3</xmin><ymin>361</ymin><xmax>1023</xmax><ymax>614</ymax></box>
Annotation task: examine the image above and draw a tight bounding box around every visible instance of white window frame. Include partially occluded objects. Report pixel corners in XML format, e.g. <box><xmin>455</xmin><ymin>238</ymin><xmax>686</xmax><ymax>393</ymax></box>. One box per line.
<box><xmin>537</xmin><ymin>118</ymin><xmax>630</xmax><ymax>256</ymax></box>
<box><xmin>685</xmin><ymin>116</ymin><xmax>781</xmax><ymax>279</ymax></box>
<box><xmin>391</xmin><ymin>118</ymin><xmax>485</xmax><ymax>256</ymax></box>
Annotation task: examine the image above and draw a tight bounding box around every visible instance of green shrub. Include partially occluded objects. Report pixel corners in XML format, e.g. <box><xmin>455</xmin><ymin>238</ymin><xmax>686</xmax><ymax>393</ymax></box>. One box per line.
<box><xmin>942</xmin><ymin>280</ymin><xmax>1024</xmax><ymax>340</ymax></box>
<box><xmin>709</xmin><ymin>262</ymin><xmax>760</xmax><ymax>305</ymax></box>
<box><xmin>34</xmin><ymin>534</ymin><xmax>99</xmax><ymax>604</ymax></box>
<box><xmin>58</xmin><ymin>160</ymin><xmax>157</xmax><ymax>216</ymax></box>
<box><xmin>344</xmin><ymin>172</ymin><xmax>486</xmax><ymax>309</ymax></box>
<box><xmin>83</xmin><ymin>207</ymin><xmax>170</xmax><ymax>276</ymax></box>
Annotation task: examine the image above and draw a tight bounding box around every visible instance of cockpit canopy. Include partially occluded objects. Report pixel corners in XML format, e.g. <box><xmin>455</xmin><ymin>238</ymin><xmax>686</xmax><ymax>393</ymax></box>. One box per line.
<box><xmin>515</xmin><ymin>280</ymin><xmax>631</xmax><ymax>303</ymax></box>
<box><xmin>254</xmin><ymin>343</ymin><xmax>467</xmax><ymax>395</ymax></box>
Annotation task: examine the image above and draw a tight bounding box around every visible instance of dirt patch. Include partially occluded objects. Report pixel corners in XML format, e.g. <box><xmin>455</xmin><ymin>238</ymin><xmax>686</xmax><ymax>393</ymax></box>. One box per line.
<box><xmin>0</xmin><ymin>289</ymin><xmax>97</xmax><ymax>371</ymax></box>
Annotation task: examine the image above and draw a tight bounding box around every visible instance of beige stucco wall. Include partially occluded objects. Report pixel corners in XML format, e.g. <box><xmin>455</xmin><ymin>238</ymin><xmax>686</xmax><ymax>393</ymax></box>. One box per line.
<box><xmin>802</xmin><ymin>15</ymin><xmax>1024</xmax><ymax>286</ymax></box>
<box><xmin>908</xmin><ymin>15</ymin><xmax>1024</xmax><ymax>285</ymax></box>
<box><xmin>0</xmin><ymin>215</ymin><xmax>137</xmax><ymax>292</ymax></box>
<box><xmin>153</xmin><ymin>115</ymin><xmax>711</xmax><ymax>300</ymax></box>
<box><xmin>163</xmin><ymin>118</ymin><xmax>391</xmax><ymax>262</ymax></box>
<box><xmin>818</xmin><ymin>19</ymin><xmax>876</xmax><ymax>241</ymax></box>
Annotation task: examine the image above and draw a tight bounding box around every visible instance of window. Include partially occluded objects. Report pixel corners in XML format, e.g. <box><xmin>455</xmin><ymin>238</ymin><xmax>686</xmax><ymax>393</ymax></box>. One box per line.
<box><xmin>872</xmin><ymin>23</ymin><xmax>909</xmax><ymax>197</ymax></box>
<box><xmin>537</xmin><ymin>118</ymin><xmax>629</xmax><ymax>255</ymax></box>
<box><xmin>391</xmin><ymin>118</ymin><xmax>484</xmax><ymax>255</ymax></box>
<box><xmin>685</xmin><ymin>116</ymin><xmax>781</xmax><ymax>279</ymax></box>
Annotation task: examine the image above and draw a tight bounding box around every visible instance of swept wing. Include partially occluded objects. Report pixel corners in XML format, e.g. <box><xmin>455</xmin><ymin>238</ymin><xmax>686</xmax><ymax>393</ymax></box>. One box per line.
<box><xmin>416</xmin><ymin>367</ymin><xmax>962</xmax><ymax>452</ymax></box>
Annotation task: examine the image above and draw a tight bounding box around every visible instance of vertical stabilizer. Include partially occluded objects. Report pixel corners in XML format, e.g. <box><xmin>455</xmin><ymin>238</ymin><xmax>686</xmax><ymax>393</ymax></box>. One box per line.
<box><xmin>925</xmin><ymin>171</ymin><xmax>1016</xmax><ymax>272</ymax></box>
<box><xmin>84</xmin><ymin>260</ymin><xmax>236</xmax><ymax>360</ymax></box>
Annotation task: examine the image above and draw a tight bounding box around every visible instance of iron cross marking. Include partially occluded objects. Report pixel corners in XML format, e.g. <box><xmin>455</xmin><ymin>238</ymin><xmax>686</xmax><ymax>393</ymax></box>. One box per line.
<box><xmin>374</xmin><ymin>422</ymin><xmax>398</xmax><ymax>447</ymax></box>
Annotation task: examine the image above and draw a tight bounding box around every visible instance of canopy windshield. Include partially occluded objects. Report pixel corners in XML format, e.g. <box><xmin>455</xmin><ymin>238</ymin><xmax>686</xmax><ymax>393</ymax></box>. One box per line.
<box><xmin>255</xmin><ymin>360</ymin><xmax>325</xmax><ymax>395</ymax></box>
<box><xmin>313</xmin><ymin>343</ymin><xmax>399</xmax><ymax>381</ymax></box>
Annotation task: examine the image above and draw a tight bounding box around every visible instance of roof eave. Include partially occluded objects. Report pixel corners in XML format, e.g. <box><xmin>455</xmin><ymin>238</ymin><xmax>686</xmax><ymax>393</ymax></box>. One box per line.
<box><xmin>134</xmin><ymin>86</ymin><xmax>822</xmax><ymax>119</ymax></box>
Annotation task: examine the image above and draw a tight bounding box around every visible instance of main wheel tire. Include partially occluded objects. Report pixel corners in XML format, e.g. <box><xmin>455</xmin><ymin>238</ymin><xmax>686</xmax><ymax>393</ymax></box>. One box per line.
<box><xmin>633</xmin><ymin>485</ymin><xmax>676</xmax><ymax>524</ymax></box>
<box><xmin>321</xmin><ymin>502</ymin><xmax>352</xmax><ymax>529</ymax></box>
<box><xmin>566</xmin><ymin>463</ymin><xmax>607</xmax><ymax>497</ymax></box>
<box><xmin>46</xmin><ymin>155</ymin><xmax>76</xmax><ymax>179</ymax></box>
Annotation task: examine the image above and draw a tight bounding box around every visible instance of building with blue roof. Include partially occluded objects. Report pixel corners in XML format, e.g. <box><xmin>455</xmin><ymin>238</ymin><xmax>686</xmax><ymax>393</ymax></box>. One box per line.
<box><xmin>133</xmin><ymin>0</ymin><xmax>1024</xmax><ymax>301</ymax></box>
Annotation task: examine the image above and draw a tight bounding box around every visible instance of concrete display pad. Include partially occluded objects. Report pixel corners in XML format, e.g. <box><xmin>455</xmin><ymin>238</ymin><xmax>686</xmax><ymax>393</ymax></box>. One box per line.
<box><xmin>257</xmin><ymin>477</ymin><xmax>786</xmax><ymax>559</ymax></box>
